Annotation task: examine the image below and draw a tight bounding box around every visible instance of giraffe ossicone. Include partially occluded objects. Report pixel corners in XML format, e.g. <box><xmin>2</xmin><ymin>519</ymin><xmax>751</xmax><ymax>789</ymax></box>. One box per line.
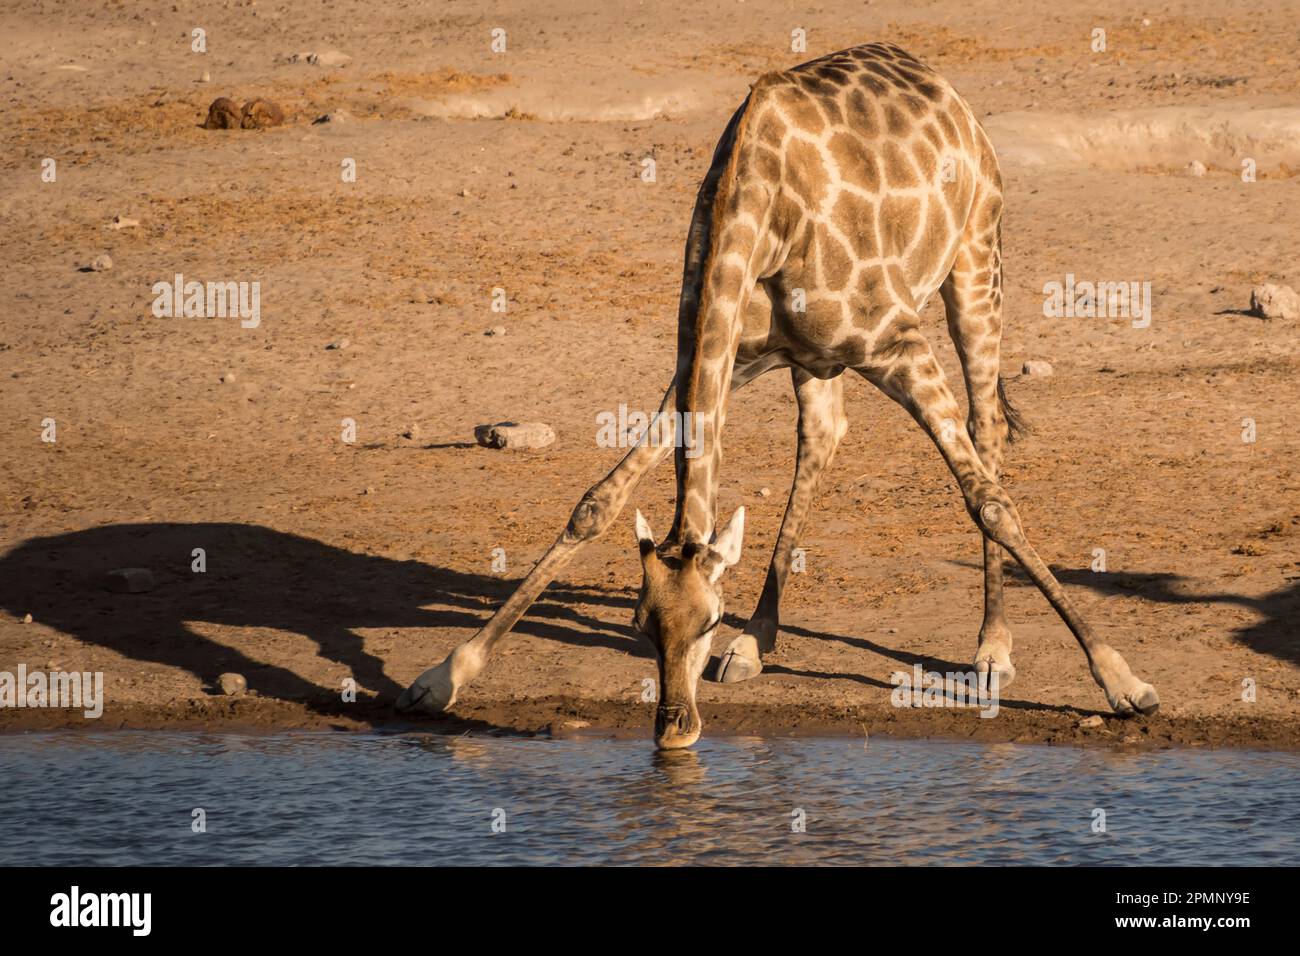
<box><xmin>396</xmin><ymin>42</ymin><xmax>1159</xmax><ymax>747</ymax></box>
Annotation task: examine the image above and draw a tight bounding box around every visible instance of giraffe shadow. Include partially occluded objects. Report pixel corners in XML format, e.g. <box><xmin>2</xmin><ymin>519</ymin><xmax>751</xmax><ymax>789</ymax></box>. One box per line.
<box><xmin>0</xmin><ymin>522</ymin><xmax>649</xmax><ymax>726</ymax></box>
<box><xmin>951</xmin><ymin>558</ymin><xmax>1300</xmax><ymax>669</ymax></box>
<box><xmin>717</xmin><ymin>620</ymin><xmax>1098</xmax><ymax>715</ymax></box>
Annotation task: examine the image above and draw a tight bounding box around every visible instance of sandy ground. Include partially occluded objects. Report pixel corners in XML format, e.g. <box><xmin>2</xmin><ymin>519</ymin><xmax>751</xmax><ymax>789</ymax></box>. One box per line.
<box><xmin>2</xmin><ymin>0</ymin><xmax>1298</xmax><ymax>750</ymax></box>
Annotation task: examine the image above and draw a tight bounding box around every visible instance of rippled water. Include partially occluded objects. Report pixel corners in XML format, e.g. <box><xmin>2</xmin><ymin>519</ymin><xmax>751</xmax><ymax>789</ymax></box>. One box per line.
<box><xmin>0</xmin><ymin>732</ymin><xmax>1297</xmax><ymax>865</ymax></box>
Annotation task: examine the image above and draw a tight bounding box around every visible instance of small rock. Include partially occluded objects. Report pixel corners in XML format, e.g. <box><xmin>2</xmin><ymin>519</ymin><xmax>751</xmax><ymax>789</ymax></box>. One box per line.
<box><xmin>1187</xmin><ymin>160</ymin><xmax>1207</xmax><ymax>177</ymax></box>
<box><xmin>105</xmin><ymin>568</ymin><xmax>154</xmax><ymax>594</ymax></box>
<box><xmin>217</xmin><ymin>672</ymin><xmax>247</xmax><ymax>696</ymax></box>
<box><xmin>313</xmin><ymin>110</ymin><xmax>350</xmax><ymax>124</ymax></box>
<box><xmin>314</xmin><ymin>50</ymin><xmax>352</xmax><ymax>67</ymax></box>
<box><xmin>219</xmin><ymin>371</ymin><xmax>236</xmax><ymax>383</ymax></box>
<box><xmin>484</xmin><ymin>326</ymin><xmax>507</xmax><ymax>337</ymax></box>
<box><xmin>22</xmin><ymin>613</ymin><xmax>32</xmax><ymax>624</ymax></box>
<box><xmin>108</xmin><ymin>215</ymin><xmax>139</xmax><ymax>230</ymax></box>
<box><xmin>202</xmin><ymin>97</ymin><xmax>242</xmax><ymax>130</ymax></box>
<box><xmin>1250</xmin><ymin>283</ymin><xmax>1299</xmax><ymax>320</ymax></box>
<box><xmin>402</xmin><ymin>423</ymin><xmax>421</xmax><ymax>441</ymax></box>
<box><xmin>1078</xmin><ymin>715</ymin><xmax>1104</xmax><ymax>729</ymax></box>
<box><xmin>1021</xmin><ymin>360</ymin><xmax>1054</xmax><ymax>377</ymax></box>
<box><xmin>758</xmin><ymin>487</ymin><xmax>771</xmax><ymax>497</ymax></box>
<box><xmin>88</xmin><ymin>253</ymin><xmax>113</xmax><ymax>272</ymax></box>
<box><xmin>199</xmin><ymin>70</ymin><xmax>211</xmax><ymax>83</ymax></box>
<box><xmin>474</xmin><ymin>421</ymin><xmax>556</xmax><ymax>450</ymax></box>
<box><xmin>240</xmin><ymin>98</ymin><xmax>284</xmax><ymax>130</ymax></box>
<box><xmin>325</xmin><ymin>339</ymin><xmax>349</xmax><ymax>350</ymax></box>
<box><xmin>459</xmin><ymin>188</ymin><xmax>471</xmax><ymax>198</ymax></box>
<box><xmin>361</xmin><ymin>486</ymin><xmax>376</xmax><ymax>496</ymax></box>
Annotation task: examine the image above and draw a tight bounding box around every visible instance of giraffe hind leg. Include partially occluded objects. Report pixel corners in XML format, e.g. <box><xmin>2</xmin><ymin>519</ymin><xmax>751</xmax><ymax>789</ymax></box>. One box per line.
<box><xmin>855</xmin><ymin>314</ymin><xmax>1158</xmax><ymax>717</ymax></box>
<box><xmin>941</xmin><ymin>224</ymin><xmax>1016</xmax><ymax>693</ymax></box>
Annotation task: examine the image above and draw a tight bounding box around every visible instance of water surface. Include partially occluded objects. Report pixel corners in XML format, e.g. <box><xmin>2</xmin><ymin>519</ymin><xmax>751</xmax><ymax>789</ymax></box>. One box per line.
<box><xmin>1</xmin><ymin>732</ymin><xmax>1296</xmax><ymax>865</ymax></box>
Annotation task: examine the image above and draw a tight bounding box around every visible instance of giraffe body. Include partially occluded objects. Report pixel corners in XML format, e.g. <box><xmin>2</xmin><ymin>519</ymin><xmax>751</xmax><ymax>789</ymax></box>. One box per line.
<box><xmin>398</xmin><ymin>44</ymin><xmax>1159</xmax><ymax>749</ymax></box>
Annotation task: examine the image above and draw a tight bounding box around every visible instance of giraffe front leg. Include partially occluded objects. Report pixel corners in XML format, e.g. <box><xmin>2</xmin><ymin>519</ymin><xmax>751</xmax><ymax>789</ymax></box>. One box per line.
<box><xmin>716</xmin><ymin>371</ymin><xmax>847</xmax><ymax>683</ymax></box>
<box><xmin>397</xmin><ymin>384</ymin><xmax>679</xmax><ymax>716</ymax></box>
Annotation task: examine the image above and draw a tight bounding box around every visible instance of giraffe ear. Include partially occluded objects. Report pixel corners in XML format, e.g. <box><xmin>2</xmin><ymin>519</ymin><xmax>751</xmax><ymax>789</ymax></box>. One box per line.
<box><xmin>634</xmin><ymin>509</ymin><xmax>657</xmax><ymax>558</ymax></box>
<box><xmin>701</xmin><ymin>507</ymin><xmax>745</xmax><ymax>582</ymax></box>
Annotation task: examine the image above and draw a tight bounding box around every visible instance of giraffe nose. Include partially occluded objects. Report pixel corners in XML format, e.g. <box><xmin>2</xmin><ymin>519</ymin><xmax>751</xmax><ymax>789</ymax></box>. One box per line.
<box><xmin>654</xmin><ymin>702</ymin><xmax>700</xmax><ymax>749</ymax></box>
<box><xmin>656</xmin><ymin>703</ymin><xmax>688</xmax><ymax>736</ymax></box>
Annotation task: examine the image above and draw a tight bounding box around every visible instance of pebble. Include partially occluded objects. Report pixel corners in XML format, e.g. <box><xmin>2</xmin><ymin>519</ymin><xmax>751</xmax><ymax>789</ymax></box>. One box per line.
<box><xmin>325</xmin><ymin>339</ymin><xmax>349</xmax><ymax>350</ymax></box>
<box><xmin>22</xmin><ymin>613</ymin><xmax>32</xmax><ymax>624</ymax></box>
<box><xmin>313</xmin><ymin>110</ymin><xmax>350</xmax><ymax>124</ymax></box>
<box><xmin>88</xmin><ymin>253</ymin><xmax>113</xmax><ymax>272</ymax></box>
<box><xmin>1021</xmin><ymin>359</ymin><xmax>1054</xmax><ymax>377</ymax></box>
<box><xmin>402</xmin><ymin>423</ymin><xmax>420</xmax><ymax>441</ymax></box>
<box><xmin>220</xmin><ymin>371</ymin><xmax>236</xmax><ymax>383</ymax></box>
<box><xmin>105</xmin><ymin>568</ymin><xmax>154</xmax><ymax>593</ymax></box>
<box><xmin>758</xmin><ymin>487</ymin><xmax>771</xmax><ymax>497</ymax></box>
<box><xmin>108</xmin><ymin>215</ymin><xmax>139</xmax><ymax>230</ymax></box>
<box><xmin>217</xmin><ymin>673</ymin><xmax>247</xmax><ymax>696</ymax></box>
<box><xmin>474</xmin><ymin>421</ymin><xmax>556</xmax><ymax>450</ymax></box>
<box><xmin>1187</xmin><ymin>160</ymin><xmax>1207</xmax><ymax>177</ymax></box>
<box><xmin>1078</xmin><ymin>715</ymin><xmax>1104</xmax><ymax>729</ymax></box>
<box><xmin>1250</xmin><ymin>283</ymin><xmax>1299</xmax><ymax>320</ymax></box>
<box><xmin>484</xmin><ymin>326</ymin><xmax>507</xmax><ymax>337</ymax></box>
<box><xmin>200</xmin><ymin>70</ymin><xmax>210</xmax><ymax>83</ymax></box>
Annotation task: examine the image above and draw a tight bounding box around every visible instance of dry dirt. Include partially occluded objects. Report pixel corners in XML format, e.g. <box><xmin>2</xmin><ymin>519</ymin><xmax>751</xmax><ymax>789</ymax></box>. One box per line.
<box><xmin>2</xmin><ymin>0</ymin><xmax>1298</xmax><ymax>750</ymax></box>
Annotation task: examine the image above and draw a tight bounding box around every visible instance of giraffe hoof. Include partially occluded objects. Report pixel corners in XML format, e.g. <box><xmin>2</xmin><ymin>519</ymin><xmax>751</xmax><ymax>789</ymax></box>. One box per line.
<box><xmin>714</xmin><ymin>635</ymin><xmax>763</xmax><ymax>683</ymax></box>
<box><xmin>396</xmin><ymin>659</ymin><xmax>458</xmax><ymax>715</ymax></box>
<box><xmin>974</xmin><ymin>653</ymin><xmax>1016</xmax><ymax>692</ymax></box>
<box><xmin>1109</xmin><ymin>682</ymin><xmax>1160</xmax><ymax>717</ymax></box>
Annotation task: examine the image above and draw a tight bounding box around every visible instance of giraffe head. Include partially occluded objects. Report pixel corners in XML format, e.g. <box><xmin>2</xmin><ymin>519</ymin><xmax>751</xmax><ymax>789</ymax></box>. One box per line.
<box><xmin>632</xmin><ymin>507</ymin><xmax>745</xmax><ymax>749</ymax></box>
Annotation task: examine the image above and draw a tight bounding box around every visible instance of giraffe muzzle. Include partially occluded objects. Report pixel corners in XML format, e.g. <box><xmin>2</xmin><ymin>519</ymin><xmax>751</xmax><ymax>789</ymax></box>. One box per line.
<box><xmin>654</xmin><ymin>702</ymin><xmax>700</xmax><ymax>749</ymax></box>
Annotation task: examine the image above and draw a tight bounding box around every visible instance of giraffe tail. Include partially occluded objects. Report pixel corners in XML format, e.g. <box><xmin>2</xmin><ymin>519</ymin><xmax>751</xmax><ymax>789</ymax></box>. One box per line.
<box><xmin>998</xmin><ymin>375</ymin><xmax>1029</xmax><ymax>443</ymax></box>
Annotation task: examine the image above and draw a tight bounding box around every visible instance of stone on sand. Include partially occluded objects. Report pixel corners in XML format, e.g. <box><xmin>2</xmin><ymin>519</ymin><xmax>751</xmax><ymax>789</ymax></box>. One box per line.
<box><xmin>202</xmin><ymin>97</ymin><xmax>242</xmax><ymax>130</ymax></box>
<box><xmin>106</xmin><ymin>567</ymin><xmax>154</xmax><ymax>593</ymax></box>
<box><xmin>217</xmin><ymin>673</ymin><xmax>248</xmax><ymax>696</ymax></box>
<box><xmin>240</xmin><ymin>98</ymin><xmax>285</xmax><ymax>129</ymax></box>
<box><xmin>1021</xmin><ymin>360</ymin><xmax>1054</xmax><ymax>377</ymax></box>
<box><xmin>474</xmin><ymin>421</ymin><xmax>556</xmax><ymax>450</ymax></box>
<box><xmin>1250</xmin><ymin>283</ymin><xmax>1299</xmax><ymax>320</ymax></box>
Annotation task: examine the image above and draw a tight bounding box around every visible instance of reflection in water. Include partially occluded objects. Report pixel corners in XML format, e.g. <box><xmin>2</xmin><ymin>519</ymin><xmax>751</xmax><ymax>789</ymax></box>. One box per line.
<box><xmin>0</xmin><ymin>732</ymin><xmax>1297</xmax><ymax>866</ymax></box>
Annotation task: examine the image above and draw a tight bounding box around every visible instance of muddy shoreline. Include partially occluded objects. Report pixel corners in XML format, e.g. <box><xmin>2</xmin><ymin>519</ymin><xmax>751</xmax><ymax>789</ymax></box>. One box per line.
<box><xmin>3</xmin><ymin>693</ymin><xmax>1296</xmax><ymax>753</ymax></box>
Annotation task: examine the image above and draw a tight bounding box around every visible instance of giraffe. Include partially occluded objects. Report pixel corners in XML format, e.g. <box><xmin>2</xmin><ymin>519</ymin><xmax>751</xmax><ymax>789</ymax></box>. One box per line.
<box><xmin>397</xmin><ymin>42</ymin><xmax>1160</xmax><ymax>748</ymax></box>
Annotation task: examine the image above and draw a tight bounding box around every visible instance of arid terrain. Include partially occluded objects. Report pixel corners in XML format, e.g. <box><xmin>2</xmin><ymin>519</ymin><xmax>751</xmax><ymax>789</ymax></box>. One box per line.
<box><xmin>1</xmin><ymin>0</ymin><xmax>1297</xmax><ymax>749</ymax></box>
